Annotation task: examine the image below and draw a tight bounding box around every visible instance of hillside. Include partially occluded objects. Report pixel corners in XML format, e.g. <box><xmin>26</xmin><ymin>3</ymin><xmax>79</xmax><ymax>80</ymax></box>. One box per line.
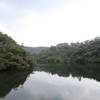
<box><xmin>23</xmin><ymin>46</ymin><xmax>48</xmax><ymax>54</ymax></box>
<box><xmin>0</xmin><ymin>32</ymin><xmax>35</xmax><ymax>71</ymax></box>
<box><xmin>37</xmin><ymin>37</ymin><xmax>100</xmax><ymax>64</ymax></box>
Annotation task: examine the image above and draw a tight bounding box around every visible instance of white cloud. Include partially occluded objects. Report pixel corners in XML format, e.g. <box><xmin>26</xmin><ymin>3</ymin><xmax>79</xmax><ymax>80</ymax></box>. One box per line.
<box><xmin>0</xmin><ymin>2</ymin><xmax>8</xmax><ymax>9</ymax></box>
<box><xmin>0</xmin><ymin>24</ymin><xmax>9</xmax><ymax>33</ymax></box>
<box><xmin>0</xmin><ymin>0</ymin><xmax>100</xmax><ymax>46</ymax></box>
<box><xmin>0</xmin><ymin>2</ymin><xmax>13</xmax><ymax>12</ymax></box>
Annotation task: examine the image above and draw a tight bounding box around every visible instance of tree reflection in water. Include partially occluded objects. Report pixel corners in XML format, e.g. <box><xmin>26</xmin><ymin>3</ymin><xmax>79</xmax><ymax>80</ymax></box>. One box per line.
<box><xmin>0</xmin><ymin>69</ymin><xmax>33</xmax><ymax>98</ymax></box>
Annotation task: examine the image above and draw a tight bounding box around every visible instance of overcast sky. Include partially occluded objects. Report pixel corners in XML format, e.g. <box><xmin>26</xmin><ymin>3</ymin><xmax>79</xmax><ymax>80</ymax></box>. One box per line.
<box><xmin>0</xmin><ymin>0</ymin><xmax>100</xmax><ymax>46</ymax></box>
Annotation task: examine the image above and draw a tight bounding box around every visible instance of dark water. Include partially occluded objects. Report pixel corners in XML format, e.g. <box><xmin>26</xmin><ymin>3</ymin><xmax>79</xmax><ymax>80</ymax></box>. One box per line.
<box><xmin>0</xmin><ymin>64</ymin><xmax>100</xmax><ymax>100</ymax></box>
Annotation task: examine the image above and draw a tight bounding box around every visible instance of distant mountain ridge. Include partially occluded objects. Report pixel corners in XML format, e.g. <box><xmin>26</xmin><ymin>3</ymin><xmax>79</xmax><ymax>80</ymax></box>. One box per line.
<box><xmin>23</xmin><ymin>46</ymin><xmax>49</xmax><ymax>54</ymax></box>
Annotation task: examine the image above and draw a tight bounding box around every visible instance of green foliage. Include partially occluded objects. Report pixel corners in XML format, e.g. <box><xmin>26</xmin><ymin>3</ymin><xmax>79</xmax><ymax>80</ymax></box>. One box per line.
<box><xmin>37</xmin><ymin>38</ymin><xmax>100</xmax><ymax>64</ymax></box>
<box><xmin>0</xmin><ymin>32</ymin><xmax>36</xmax><ymax>71</ymax></box>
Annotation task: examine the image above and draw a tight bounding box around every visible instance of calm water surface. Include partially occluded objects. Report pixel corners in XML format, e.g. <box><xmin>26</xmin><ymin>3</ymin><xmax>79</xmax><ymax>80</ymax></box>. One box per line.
<box><xmin>0</xmin><ymin>64</ymin><xmax>100</xmax><ymax>100</ymax></box>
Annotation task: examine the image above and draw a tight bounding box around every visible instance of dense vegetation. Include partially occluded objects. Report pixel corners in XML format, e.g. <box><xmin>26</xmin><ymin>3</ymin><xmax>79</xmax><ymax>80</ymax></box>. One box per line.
<box><xmin>0</xmin><ymin>32</ymin><xmax>35</xmax><ymax>71</ymax></box>
<box><xmin>37</xmin><ymin>37</ymin><xmax>100</xmax><ymax>64</ymax></box>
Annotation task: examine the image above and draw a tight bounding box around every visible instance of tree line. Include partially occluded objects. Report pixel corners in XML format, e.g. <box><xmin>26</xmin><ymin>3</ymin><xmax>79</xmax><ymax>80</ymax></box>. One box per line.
<box><xmin>0</xmin><ymin>32</ymin><xmax>36</xmax><ymax>71</ymax></box>
<box><xmin>37</xmin><ymin>37</ymin><xmax>100</xmax><ymax>64</ymax></box>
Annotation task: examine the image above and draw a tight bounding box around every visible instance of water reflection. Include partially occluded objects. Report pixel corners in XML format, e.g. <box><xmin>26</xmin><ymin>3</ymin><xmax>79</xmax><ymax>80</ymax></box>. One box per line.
<box><xmin>36</xmin><ymin>64</ymin><xmax>100</xmax><ymax>82</ymax></box>
<box><xmin>0</xmin><ymin>69</ymin><xmax>33</xmax><ymax>98</ymax></box>
<box><xmin>1</xmin><ymin>71</ymin><xmax>100</xmax><ymax>100</ymax></box>
<box><xmin>0</xmin><ymin>64</ymin><xmax>100</xmax><ymax>100</ymax></box>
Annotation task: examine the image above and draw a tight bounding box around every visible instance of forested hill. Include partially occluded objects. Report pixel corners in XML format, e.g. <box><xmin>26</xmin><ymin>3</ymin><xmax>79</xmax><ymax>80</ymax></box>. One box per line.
<box><xmin>23</xmin><ymin>46</ymin><xmax>48</xmax><ymax>54</ymax></box>
<box><xmin>0</xmin><ymin>32</ymin><xmax>35</xmax><ymax>71</ymax></box>
<box><xmin>37</xmin><ymin>37</ymin><xmax>100</xmax><ymax>64</ymax></box>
